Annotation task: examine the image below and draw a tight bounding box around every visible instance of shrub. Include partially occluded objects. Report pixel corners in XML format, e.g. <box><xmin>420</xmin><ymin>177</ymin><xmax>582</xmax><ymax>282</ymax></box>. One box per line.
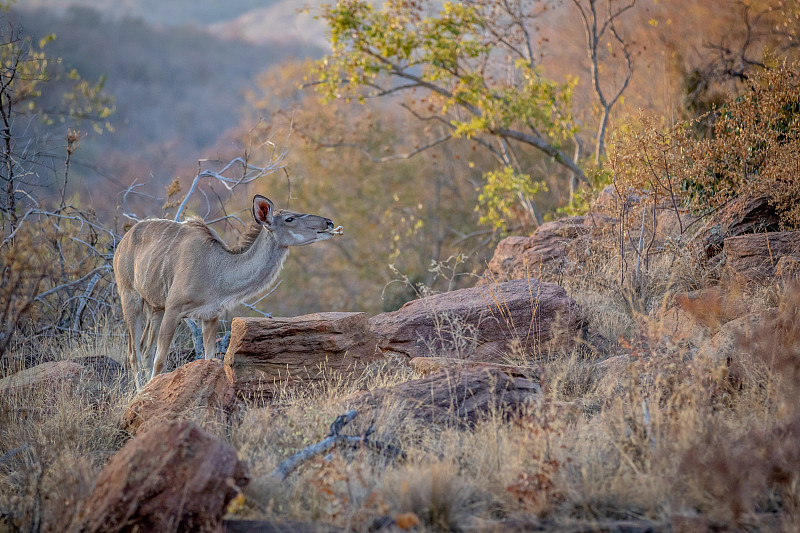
<box><xmin>610</xmin><ymin>62</ymin><xmax>800</xmax><ymax>230</ymax></box>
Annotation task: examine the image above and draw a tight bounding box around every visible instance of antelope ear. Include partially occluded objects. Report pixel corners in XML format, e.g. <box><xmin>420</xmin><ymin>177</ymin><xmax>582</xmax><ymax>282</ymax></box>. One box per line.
<box><xmin>253</xmin><ymin>195</ymin><xmax>275</xmax><ymax>226</ymax></box>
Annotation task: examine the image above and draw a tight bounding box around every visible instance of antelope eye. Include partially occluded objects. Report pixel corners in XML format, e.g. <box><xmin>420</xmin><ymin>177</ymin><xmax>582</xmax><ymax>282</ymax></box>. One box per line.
<box><xmin>284</xmin><ymin>217</ymin><xmax>294</xmax><ymax>223</ymax></box>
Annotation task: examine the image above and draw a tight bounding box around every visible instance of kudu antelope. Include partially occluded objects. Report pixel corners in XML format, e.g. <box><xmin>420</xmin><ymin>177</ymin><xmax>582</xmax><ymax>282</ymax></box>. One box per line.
<box><xmin>113</xmin><ymin>195</ymin><xmax>343</xmax><ymax>386</ymax></box>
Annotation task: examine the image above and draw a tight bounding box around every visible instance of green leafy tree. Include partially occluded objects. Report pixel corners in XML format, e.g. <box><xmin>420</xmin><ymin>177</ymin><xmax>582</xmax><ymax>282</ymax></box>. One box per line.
<box><xmin>314</xmin><ymin>0</ymin><xmax>587</xmax><ymax>226</ymax></box>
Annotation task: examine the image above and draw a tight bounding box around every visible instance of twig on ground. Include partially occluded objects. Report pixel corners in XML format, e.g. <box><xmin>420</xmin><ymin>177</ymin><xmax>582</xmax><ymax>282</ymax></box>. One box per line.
<box><xmin>269</xmin><ymin>410</ymin><xmax>406</xmax><ymax>482</ymax></box>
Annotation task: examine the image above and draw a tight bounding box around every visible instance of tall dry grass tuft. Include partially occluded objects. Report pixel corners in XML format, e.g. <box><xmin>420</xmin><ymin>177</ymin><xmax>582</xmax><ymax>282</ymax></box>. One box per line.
<box><xmin>672</xmin><ymin>280</ymin><xmax>800</xmax><ymax>529</ymax></box>
<box><xmin>0</xmin><ymin>346</ymin><xmax>131</xmax><ymax>531</ymax></box>
<box><xmin>0</xmin><ymin>328</ymin><xmax>133</xmax><ymax>532</ymax></box>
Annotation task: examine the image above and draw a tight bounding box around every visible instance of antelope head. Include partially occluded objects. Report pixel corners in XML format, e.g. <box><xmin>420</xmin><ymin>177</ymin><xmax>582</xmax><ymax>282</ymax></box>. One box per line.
<box><xmin>253</xmin><ymin>195</ymin><xmax>344</xmax><ymax>247</ymax></box>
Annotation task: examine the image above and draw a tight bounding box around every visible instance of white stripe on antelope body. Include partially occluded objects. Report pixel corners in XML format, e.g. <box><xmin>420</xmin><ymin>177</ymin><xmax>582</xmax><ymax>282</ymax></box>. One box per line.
<box><xmin>113</xmin><ymin>195</ymin><xmax>343</xmax><ymax>387</ymax></box>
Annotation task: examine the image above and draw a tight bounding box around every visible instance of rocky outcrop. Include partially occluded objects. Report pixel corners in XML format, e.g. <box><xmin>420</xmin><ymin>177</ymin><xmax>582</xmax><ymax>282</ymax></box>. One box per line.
<box><xmin>369</xmin><ymin>278</ymin><xmax>585</xmax><ymax>361</ymax></box>
<box><xmin>71</xmin><ymin>419</ymin><xmax>248</xmax><ymax>533</ymax></box>
<box><xmin>482</xmin><ymin>214</ymin><xmax>615</xmax><ymax>282</ymax></box>
<box><xmin>347</xmin><ymin>367</ymin><xmax>540</xmax><ymax>427</ymax></box>
<box><xmin>722</xmin><ymin>231</ymin><xmax>800</xmax><ymax>282</ymax></box>
<box><xmin>0</xmin><ymin>361</ymin><xmax>97</xmax><ymax>401</ymax></box>
<box><xmin>72</xmin><ymin>355</ymin><xmax>129</xmax><ymax>386</ymax></box>
<box><xmin>224</xmin><ymin>312</ymin><xmax>380</xmax><ymax>400</ymax></box>
<box><xmin>122</xmin><ymin>359</ymin><xmax>240</xmax><ymax>436</ymax></box>
<box><xmin>693</xmin><ymin>195</ymin><xmax>781</xmax><ymax>259</ymax></box>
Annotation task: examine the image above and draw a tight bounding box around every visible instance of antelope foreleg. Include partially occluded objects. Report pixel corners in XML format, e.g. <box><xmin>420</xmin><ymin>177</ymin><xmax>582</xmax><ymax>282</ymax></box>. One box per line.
<box><xmin>202</xmin><ymin>317</ymin><xmax>220</xmax><ymax>360</ymax></box>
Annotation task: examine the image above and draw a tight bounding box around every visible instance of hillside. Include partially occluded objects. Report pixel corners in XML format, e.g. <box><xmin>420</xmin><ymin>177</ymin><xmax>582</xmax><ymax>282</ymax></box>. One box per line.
<box><xmin>9</xmin><ymin>5</ymin><xmax>324</xmax><ymax>212</ymax></box>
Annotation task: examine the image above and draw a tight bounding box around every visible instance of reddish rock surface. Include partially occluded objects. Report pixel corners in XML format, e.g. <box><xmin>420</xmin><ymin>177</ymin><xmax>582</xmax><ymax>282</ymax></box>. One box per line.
<box><xmin>693</xmin><ymin>195</ymin><xmax>781</xmax><ymax>259</ymax></box>
<box><xmin>347</xmin><ymin>367</ymin><xmax>540</xmax><ymax>426</ymax></box>
<box><xmin>369</xmin><ymin>278</ymin><xmax>585</xmax><ymax>361</ymax></box>
<box><xmin>224</xmin><ymin>312</ymin><xmax>381</xmax><ymax>401</ymax></box>
<box><xmin>722</xmin><ymin>231</ymin><xmax>800</xmax><ymax>282</ymax></box>
<box><xmin>71</xmin><ymin>419</ymin><xmax>248</xmax><ymax>533</ymax></box>
<box><xmin>482</xmin><ymin>214</ymin><xmax>615</xmax><ymax>282</ymax></box>
<box><xmin>122</xmin><ymin>359</ymin><xmax>240</xmax><ymax>436</ymax></box>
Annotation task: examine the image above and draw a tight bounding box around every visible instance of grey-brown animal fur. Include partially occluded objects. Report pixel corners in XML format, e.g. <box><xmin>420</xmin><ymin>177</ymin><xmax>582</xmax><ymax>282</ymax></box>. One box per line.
<box><xmin>113</xmin><ymin>195</ymin><xmax>342</xmax><ymax>387</ymax></box>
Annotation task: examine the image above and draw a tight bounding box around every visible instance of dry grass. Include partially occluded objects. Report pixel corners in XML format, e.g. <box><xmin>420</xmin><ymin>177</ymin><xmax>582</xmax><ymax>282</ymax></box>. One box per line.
<box><xmin>2</xmin><ymin>216</ymin><xmax>800</xmax><ymax>532</ymax></box>
<box><xmin>0</xmin><ymin>326</ymin><xmax>134</xmax><ymax>532</ymax></box>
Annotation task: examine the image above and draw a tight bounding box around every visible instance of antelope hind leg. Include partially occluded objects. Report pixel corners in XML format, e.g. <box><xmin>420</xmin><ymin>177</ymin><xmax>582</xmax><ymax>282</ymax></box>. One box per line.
<box><xmin>119</xmin><ymin>290</ymin><xmax>145</xmax><ymax>390</ymax></box>
<box><xmin>151</xmin><ymin>309</ymin><xmax>181</xmax><ymax>381</ymax></box>
<box><xmin>141</xmin><ymin>307</ymin><xmax>164</xmax><ymax>380</ymax></box>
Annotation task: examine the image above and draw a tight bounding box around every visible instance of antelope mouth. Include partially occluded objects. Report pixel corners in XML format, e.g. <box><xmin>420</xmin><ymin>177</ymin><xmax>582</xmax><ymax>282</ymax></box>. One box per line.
<box><xmin>319</xmin><ymin>225</ymin><xmax>344</xmax><ymax>236</ymax></box>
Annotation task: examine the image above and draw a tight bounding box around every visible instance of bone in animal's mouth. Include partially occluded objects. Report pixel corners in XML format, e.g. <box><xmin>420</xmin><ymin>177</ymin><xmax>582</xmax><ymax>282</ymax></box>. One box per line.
<box><xmin>320</xmin><ymin>226</ymin><xmax>344</xmax><ymax>236</ymax></box>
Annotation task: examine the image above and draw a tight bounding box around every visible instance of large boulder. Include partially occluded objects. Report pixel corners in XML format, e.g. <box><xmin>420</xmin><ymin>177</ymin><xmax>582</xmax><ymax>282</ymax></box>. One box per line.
<box><xmin>122</xmin><ymin>359</ymin><xmax>240</xmax><ymax>436</ymax></box>
<box><xmin>0</xmin><ymin>361</ymin><xmax>98</xmax><ymax>402</ymax></box>
<box><xmin>71</xmin><ymin>419</ymin><xmax>248</xmax><ymax>533</ymax></box>
<box><xmin>347</xmin><ymin>367</ymin><xmax>540</xmax><ymax>427</ymax></box>
<box><xmin>224</xmin><ymin>312</ymin><xmax>381</xmax><ymax>401</ymax></box>
<box><xmin>72</xmin><ymin>355</ymin><xmax>129</xmax><ymax>386</ymax></box>
<box><xmin>482</xmin><ymin>214</ymin><xmax>615</xmax><ymax>282</ymax></box>
<box><xmin>722</xmin><ymin>231</ymin><xmax>800</xmax><ymax>282</ymax></box>
<box><xmin>369</xmin><ymin>278</ymin><xmax>585</xmax><ymax>361</ymax></box>
<box><xmin>693</xmin><ymin>195</ymin><xmax>781</xmax><ymax>259</ymax></box>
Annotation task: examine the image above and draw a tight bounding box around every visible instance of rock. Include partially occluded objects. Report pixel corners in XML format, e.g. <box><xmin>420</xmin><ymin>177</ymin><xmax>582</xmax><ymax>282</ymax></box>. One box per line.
<box><xmin>410</xmin><ymin>357</ymin><xmax>538</xmax><ymax>379</ymax></box>
<box><xmin>224</xmin><ymin>312</ymin><xmax>381</xmax><ymax>401</ymax></box>
<box><xmin>122</xmin><ymin>359</ymin><xmax>240</xmax><ymax>437</ymax></box>
<box><xmin>722</xmin><ymin>231</ymin><xmax>800</xmax><ymax>282</ymax></box>
<box><xmin>72</xmin><ymin>355</ymin><xmax>129</xmax><ymax>386</ymax></box>
<box><xmin>347</xmin><ymin>367</ymin><xmax>540</xmax><ymax>427</ymax></box>
<box><xmin>776</xmin><ymin>255</ymin><xmax>800</xmax><ymax>284</ymax></box>
<box><xmin>482</xmin><ymin>214</ymin><xmax>615</xmax><ymax>282</ymax></box>
<box><xmin>693</xmin><ymin>195</ymin><xmax>781</xmax><ymax>259</ymax></box>
<box><xmin>0</xmin><ymin>361</ymin><xmax>97</xmax><ymax>401</ymax></box>
<box><xmin>695</xmin><ymin>310</ymin><xmax>777</xmax><ymax>365</ymax></box>
<box><xmin>71</xmin><ymin>419</ymin><xmax>248</xmax><ymax>533</ymax></box>
<box><xmin>369</xmin><ymin>278</ymin><xmax>585</xmax><ymax>361</ymax></box>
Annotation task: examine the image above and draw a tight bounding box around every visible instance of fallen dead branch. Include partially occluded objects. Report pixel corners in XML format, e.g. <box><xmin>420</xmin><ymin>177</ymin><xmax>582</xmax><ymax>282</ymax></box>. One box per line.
<box><xmin>270</xmin><ymin>410</ymin><xmax>405</xmax><ymax>482</ymax></box>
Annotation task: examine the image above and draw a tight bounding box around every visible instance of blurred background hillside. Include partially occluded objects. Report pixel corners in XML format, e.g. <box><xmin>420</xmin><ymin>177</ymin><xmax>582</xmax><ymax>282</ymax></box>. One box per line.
<box><xmin>5</xmin><ymin>0</ymin><xmax>799</xmax><ymax>318</ymax></box>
